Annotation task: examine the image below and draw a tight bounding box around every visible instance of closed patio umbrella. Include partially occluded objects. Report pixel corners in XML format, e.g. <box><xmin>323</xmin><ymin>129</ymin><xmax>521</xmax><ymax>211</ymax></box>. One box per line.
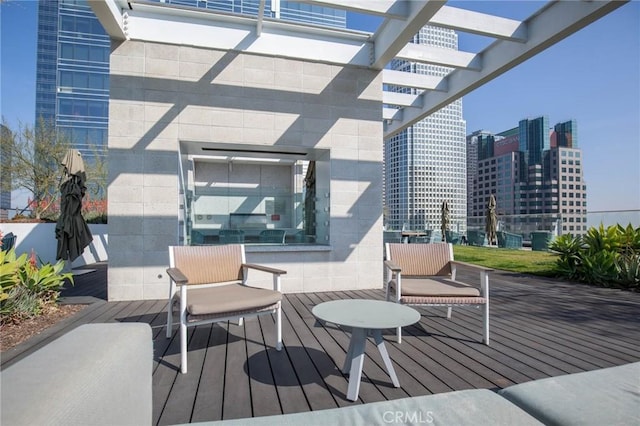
<box><xmin>441</xmin><ymin>200</ymin><xmax>450</xmax><ymax>243</ymax></box>
<box><xmin>55</xmin><ymin>149</ymin><xmax>93</xmax><ymax>262</ymax></box>
<box><xmin>486</xmin><ymin>194</ymin><xmax>497</xmax><ymax>246</ymax></box>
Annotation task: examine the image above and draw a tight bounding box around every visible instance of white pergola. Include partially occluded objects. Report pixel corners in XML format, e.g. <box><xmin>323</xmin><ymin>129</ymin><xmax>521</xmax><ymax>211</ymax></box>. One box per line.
<box><xmin>91</xmin><ymin>0</ymin><xmax>626</xmax><ymax>139</ymax></box>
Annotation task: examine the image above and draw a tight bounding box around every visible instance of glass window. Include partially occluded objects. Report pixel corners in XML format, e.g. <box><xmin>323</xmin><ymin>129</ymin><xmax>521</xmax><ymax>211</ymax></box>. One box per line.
<box><xmin>180</xmin><ymin>143</ymin><xmax>329</xmax><ymax>246</ymax></box>
<box><xmin>75</xmin><ymin>45</ymin><xmax>89</xmax><ymax>61</ymax></box>
<box><xmin>60</xmin><ymin>70</ymin><xmax>73</xmax><ymax>87</ymax></box>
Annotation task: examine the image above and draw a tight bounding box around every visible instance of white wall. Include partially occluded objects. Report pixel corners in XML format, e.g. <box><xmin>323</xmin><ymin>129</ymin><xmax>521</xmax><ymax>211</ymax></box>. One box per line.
<box><xmin>0</xmin><ymin>223</ymin><xmax>108</xmax><ymax>268</ymax></box>
<box><xmin>107</xmin><ymin>41</ymin><xmax>384</xmax><ymax>301</ymax></box>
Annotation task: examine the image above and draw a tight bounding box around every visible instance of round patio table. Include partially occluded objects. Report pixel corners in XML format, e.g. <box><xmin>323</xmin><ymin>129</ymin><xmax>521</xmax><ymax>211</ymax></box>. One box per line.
<box><xmin>312</xmin><ymin>299</ymin><xmax>420</xmax><ymax>401</ymax></box>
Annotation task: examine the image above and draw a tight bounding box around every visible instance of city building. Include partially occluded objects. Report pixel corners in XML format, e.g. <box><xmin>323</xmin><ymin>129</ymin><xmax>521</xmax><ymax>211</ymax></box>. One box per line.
<box><xmin>466</xmin><ymin>130</ymin><xmax>495</xmax><ymax>218</ymax></box>
<box><xmin>467</xmin><ymin>117</ymin><xmax>587</xmax><ymax>237</ymax></box>
<box><xmin>384</xmin><ymin>26</ymin><xmax>467</xmax><ymax>236</ymax></box>
<box><xmin>35</xmin><ymin>0</ymin><xmax>110</xmax><ymax>157</ymax></box>
<box><xmin>165</xmin><ymin>0</ymin><xmax>345</xmax><ymax>28</ymax></box>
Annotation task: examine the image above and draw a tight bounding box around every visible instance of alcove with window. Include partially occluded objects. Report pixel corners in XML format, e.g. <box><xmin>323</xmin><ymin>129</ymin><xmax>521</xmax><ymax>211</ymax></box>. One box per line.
<box><xmin>178</xmin><ymin>141</ymin><xmax>330</xmax><ymax>246</ymax></box>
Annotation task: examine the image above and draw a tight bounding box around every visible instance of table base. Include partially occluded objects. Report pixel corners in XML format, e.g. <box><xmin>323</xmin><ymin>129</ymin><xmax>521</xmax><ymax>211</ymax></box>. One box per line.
<box><xmin>342</xmin><ymin>328</ymin><xmax>400</xmax><ymax>401</ymax></box>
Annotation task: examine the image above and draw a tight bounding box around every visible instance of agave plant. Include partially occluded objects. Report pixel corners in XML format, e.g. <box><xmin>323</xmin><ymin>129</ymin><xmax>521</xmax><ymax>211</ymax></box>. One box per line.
<box><xmin>579</xmin><ymin>250</ymin><xmax>619</xmax><ymax>286</ymax></box>
<box><xmin>1</xmin><ymin>249</ymin><xmax>73</xmax><ymax>322</ymax></box>
<box><xmin>582</xmin><ymin>224</ymin><xmax>620</xmax><ymax>254</ymax></box>
<box><xmin>617</xmin><ymin>223</ymin><xmax>640</xmax><ymax>256</ymax></box>
<box><xmin>617</xmin><ymin>253</ymin><xmax>640</xmax><ymax>289</ymax></box>
<box><xmin>549</xmin><ymin>234</ymin><xmax>583</xmax><ymax>280</ymax></box>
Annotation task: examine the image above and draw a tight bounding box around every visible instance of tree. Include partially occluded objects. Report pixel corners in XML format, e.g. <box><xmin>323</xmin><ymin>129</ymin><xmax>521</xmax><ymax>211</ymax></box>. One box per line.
<box><xmin>1</xmin><ymin>117</ymin><xmax>71</xmax><ymax>219</ymax></box>
<box><xmin>84</xmin><ymin>143</ymin><xmax>108</xmax><ymax>199</ymax></box>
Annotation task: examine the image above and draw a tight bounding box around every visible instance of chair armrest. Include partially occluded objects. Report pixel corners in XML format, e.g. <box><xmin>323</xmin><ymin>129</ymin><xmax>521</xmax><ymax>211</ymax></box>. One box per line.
<box><xmin>243</xmin><ymin>263</ymin><xmax>287</xmax><ymax>275</ymax></box>
<box><xmin>166</xmin><ymin>267</ymin><xmax>188</xmax><ymax>285</ymax></box>
<box><xmin>384</xmin><ymin>260</ymin><xmax>402</xmax><ymax>273</ymax></box>
<box><xmin>450</xmin><ymin>260</ymin><xmax>493</xmax><ymax>272</ymax></box>
<box><xmin>449</xmin><ymin>261</ymin><xmax>490</xmax><ymax>298</ymax></box>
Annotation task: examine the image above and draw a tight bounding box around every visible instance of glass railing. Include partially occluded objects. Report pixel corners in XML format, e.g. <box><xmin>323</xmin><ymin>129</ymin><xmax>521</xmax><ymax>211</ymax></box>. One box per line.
<box><xmin>586</xmin><ymin>210</ymin><xmax>640</xmax><ymax>229</ymax></box>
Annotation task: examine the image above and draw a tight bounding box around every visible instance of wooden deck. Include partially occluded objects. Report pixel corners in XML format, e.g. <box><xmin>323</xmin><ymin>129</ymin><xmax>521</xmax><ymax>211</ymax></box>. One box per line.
<box><xmin>2</xmin><ymin>262</ymin><xmax>639</xmax><ymax>425</ymax></box>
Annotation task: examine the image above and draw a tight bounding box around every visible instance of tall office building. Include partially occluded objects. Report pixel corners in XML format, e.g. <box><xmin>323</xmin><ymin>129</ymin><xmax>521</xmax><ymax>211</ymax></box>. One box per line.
<box><xmin>467</xmin><ymin>117</ymin><xmax>586</xmax><ymax>236</ymax></box>
<box><xmin>384</xmin><ymin>26</ymin><xmax>467</xmax><ymax>234</ymax></box>
<box><xmin>148</xmin><ymin>1</ymin><xmax>345</xmax><ymax>27</ymax></box>
<box><xmin>466</xmin><ymin>130</ymin><xmax>495</xmax><ymax>218</ymax></box>
<box><xmin>35</xmin><ymin>0</ymin><xmax>110</xmax><ymax>157</ymax></box>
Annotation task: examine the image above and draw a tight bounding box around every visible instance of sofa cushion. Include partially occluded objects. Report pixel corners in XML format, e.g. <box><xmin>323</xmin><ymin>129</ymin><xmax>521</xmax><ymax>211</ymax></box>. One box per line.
<box><xmin>1</xmin><ymin>323</ymin><xmax>153</xmax><ymax>426</ymax></box>
<box><xmin>498</xmin><ymin>362</ymin><xmax>640</xmax><ymax>426</ymax></box>
<box><xmin>186</xmin><ymin>389</ymin><xmax>542</xmax><ymax>426</ymax></box>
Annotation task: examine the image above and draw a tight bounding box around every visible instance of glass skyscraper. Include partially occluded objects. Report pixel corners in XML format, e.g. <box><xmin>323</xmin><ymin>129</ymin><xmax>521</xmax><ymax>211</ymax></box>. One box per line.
<box><xmin>35</xmin><ymin>0</ymin><xmax>110</xmax><ymax>157</ymax></box>
<box><xmin>148</xmin><ymin>1</ymin><xmax>345</xmax><ymax>28</ymax></box>
<box><xmin>384</xmin><ymin>26</ymin><xmax>467</xmax><ymax>235</ymax></box>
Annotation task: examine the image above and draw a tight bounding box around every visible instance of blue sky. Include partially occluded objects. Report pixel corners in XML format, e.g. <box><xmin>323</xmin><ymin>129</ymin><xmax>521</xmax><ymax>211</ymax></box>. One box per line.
<box><xmin>1</xmin><ymin>0</ymin><xmax>639</xmax><ymax>211</ymax></box>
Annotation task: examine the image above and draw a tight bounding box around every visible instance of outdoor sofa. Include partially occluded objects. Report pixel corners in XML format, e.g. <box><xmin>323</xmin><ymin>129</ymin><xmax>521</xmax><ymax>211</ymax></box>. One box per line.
<box><xmin>1</xmin><ymin>323</ymin><xmax>638</xmax><ymax>426</ymax></box>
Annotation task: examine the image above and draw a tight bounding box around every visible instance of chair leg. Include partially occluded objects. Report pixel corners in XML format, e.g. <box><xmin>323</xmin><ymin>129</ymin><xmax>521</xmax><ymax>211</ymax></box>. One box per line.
<box><xmin>483</xmin><ymin>304</ymin><xmax>490</xmax><ymax>345</ymax></box>
<box><xmin>446</xmin><ymin>306</ymin><xmax>452</xmax><ymax>319</ymax></box>
<box><xmin>180</xmin><ymin>289</ymin><xmax>188</xmax><ymax>374</ymax></box>
<box><xmin>166</xmin><ymin>297</ymin><xmax>174</xmax><ymax>338</ymax></box>
<box><xmin>180</xmin><ymin>321</ymin><xmax>188</xmax><ymax>374</ymax></box>
<box><xmin>276</xmin><ymin>305</ymin><xmax>282</xmax><ymax>351</ymax></box>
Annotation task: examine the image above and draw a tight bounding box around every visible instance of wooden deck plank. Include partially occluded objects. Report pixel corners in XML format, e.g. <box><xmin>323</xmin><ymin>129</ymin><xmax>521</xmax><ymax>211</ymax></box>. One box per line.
<box><xmin>4</xmin><ymin>261</ymin><xmax>640</xmax><ymax>425</ymax></box>
<box><xmin>190</xmin><ymin>324</ymin><xmax>228</xmax><ymax>423</ymax></box>
<box><xmin>222</xmin><ymin>322</ymin><xmax>253</xmax><ymax>420</ymax></box>
<box><xmin>256</xmin><ymin>314</ymin><xmax>312</xmax><ymax>415</ymax></box>
<box><xmin>244</xmin><ymin>316</ymin><xmax>283</xmax><ymax>418</ymax></box>
<box><xmin>158</xmin><ymin>326</ymin><xmax>212</xmax><ymax>426</ymax></box>
<box><xmin>281</xmin><ymin>294</ymin><xmax>349</xmax><ymax>409</ymax></box>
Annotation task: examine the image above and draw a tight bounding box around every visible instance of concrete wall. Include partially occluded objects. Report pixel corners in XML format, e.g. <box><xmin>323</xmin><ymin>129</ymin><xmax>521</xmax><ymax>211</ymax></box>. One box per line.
<box><xmin>0</xmin><ymin>223</ymin><xmax>108</xmax><ymax>267</ymax></box>
<box><xmin>108</xmin><ymin>40</ymin><xmax>383</xmax><ymax>301</ymax></box>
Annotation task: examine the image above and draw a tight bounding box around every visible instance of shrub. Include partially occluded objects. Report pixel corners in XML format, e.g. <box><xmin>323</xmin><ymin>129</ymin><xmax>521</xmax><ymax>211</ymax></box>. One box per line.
<box><xmin>550</xmin><ymin>223</ymin><xmax>640</xmax><ymax>290</ymax></box>
<box><xmin>0</xmin><ymin>248</ymin><xmax>73</xmax><ymax>324</ymax></box>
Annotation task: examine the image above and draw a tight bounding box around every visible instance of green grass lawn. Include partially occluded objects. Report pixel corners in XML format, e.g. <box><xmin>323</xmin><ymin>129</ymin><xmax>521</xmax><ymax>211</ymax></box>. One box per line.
<box><xmin>453</xmin><ymin>245</ymin><xmax>559</xmax><ymax>277</ymax></box>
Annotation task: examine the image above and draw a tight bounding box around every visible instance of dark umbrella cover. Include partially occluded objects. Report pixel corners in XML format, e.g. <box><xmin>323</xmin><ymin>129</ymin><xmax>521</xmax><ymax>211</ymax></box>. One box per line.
<box><xmin>55</xmin><ymin>149</ymin><xmax>93</xmax><ymax>262</ymax></box>
<box><xmin>441</xmin><ymin>200</ymin><xmax>450</xmax><ymax>243</ymax></box>
<box><xmin>485</xmin><ymin>194</ymin><xmax>497</xmax><ymax>246</ymax></box>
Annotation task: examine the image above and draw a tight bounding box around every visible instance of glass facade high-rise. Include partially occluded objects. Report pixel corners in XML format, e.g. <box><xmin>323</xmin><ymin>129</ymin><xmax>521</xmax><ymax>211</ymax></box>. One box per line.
<box><xmin>35</xmin><ymin>0</ymin><xmax>110</xmax><ymax>157</ymax></box>
<box><xmin>149</xmin><ymin>1</ymin><xmax>346</xmax><ymax>28</ymax></box>
<box><xmin>519</xmin><ymin>116</ymin><xmax>550</xmax><ymax>171</ymax></box>
<box><xmin>467</xmin><ymin>117</ymin><xmax>586</xmax><ymax>236</ymax></box>
<box><xmin>384</xmin><ymin>26</ymin><xmax>467</xmax><ymax>235</ymax></box>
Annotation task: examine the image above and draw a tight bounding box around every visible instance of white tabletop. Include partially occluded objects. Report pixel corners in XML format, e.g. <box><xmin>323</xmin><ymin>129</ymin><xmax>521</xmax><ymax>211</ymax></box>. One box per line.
<box><xmin>312</xmin><ymin>300</ymin><xmax>420</xmax><ymax>330</ymax></box>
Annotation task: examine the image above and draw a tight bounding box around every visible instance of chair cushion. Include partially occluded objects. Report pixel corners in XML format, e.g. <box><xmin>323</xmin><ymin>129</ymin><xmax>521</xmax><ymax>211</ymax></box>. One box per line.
<box><xmin>185</xmin><ymin>284</ymin><xmax>282</xmax><ymax>316</ymax></box>
<box><xmin>391</xmin><ymin>277</ymin><xmax>481</xmax><ymax>297</ymax></box>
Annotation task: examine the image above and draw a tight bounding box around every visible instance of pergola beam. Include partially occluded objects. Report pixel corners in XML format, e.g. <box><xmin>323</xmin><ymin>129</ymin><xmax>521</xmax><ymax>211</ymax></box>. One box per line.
<box><xmin>383</xmin><ymin>69</ymin><xmax>448</xmax><ymax>92</ymax></box>
<box><xmin>430</xmin><ymin>5</ymin><xmax>528</xmax><ymax>41</ymax></box>
<box><xmin>384</xmin><ymin>0</ymin><xmax>627</xmax><ymax>138</ymax></box>
<box><xmin>257</xmin><ymin>0</ymin><xmax>266</xmax><ymax>36</ymax></box>
<box><xmin>87</xmin><ymin>0</ymin><xmax>127</xmax><ymax>39</ymax></box>
<box><xmin>371</xmin><ymin>0</ymin><xmax>446</xmax><ymax>69</ymax></box>
<box><xmin>395</xmin><ymin>44</ymin><xmax>482</xmax><ymax>70</ymax></box>
<box><xmin>383</xmin><ymin>92</ymin><xmax>423</xmax><ymax>108</ymax></box>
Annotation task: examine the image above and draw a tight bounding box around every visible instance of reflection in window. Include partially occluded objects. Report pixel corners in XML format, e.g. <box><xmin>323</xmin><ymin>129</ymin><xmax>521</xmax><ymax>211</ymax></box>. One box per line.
<box><xmin>179</xmin><ymin>143</ymin><xmax>329</xmax><ymax>246</ymax></box>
